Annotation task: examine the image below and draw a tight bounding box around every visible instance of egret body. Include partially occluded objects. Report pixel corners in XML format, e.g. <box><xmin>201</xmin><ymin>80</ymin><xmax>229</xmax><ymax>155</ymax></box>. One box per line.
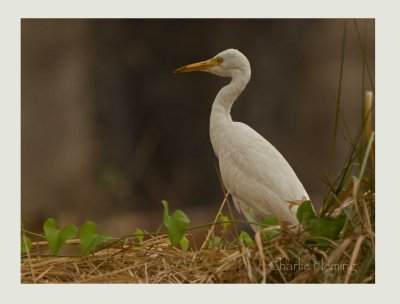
<box><xmin>175</xmin><ymin>49</ymin><xmax>308</xmax><ymax>227</ymax></box>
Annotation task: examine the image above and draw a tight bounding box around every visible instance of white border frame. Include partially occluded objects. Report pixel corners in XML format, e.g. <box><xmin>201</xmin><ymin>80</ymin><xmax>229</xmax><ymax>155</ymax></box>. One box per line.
<box><xmin>1</xmin><ymin>1</ymin><xmax>399</xmax><ymax>303</ymax></box>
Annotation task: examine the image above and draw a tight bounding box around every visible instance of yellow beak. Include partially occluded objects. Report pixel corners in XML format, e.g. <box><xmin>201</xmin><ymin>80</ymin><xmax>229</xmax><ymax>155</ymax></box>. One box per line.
<box><xmin>174</xmin><ymin>58</ymin><xmax>220</xmax><ymax>73</ymax></box>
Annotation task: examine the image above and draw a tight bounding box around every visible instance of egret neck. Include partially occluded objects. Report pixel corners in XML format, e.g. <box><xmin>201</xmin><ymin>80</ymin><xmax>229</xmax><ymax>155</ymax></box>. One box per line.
<box><xmin>210</xmin><ymin>70</ymin><xmax>251</xmax><ymax>157</ymax></box>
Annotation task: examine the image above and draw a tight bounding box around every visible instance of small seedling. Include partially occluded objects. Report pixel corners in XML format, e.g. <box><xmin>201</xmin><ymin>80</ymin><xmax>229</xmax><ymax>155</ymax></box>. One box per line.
<box><xmin>207</xmin><ymin>235</ymin><xmax>222</xmax><ymax>249</ymax></box>
<box><xmin>43</xmin><ymin>218</ymin><xmax>78</xmax><ymax>255</ymax></box>
<box><xmin>219</xmin><ymin>214</ymin><xmax>230</xmax><ymax>231</ymax></box>
<box><xmin>79</xmin><ymin>221</ymin><xmax>111</xmax><ymax>254</ymax></box>
<box><xmin>135</xmin><ymin>228</ymin><xmax>144</xmax><ymax>244</ymax></box>
<box><xmin>162</xmin><ymin>200</ymin><xmax>190</xmax><ymax>249</ymax></box>
<box><xmin>239</xmin><ymin>231</ymin><xmax>255</xmax><ymax>247</ymax></box>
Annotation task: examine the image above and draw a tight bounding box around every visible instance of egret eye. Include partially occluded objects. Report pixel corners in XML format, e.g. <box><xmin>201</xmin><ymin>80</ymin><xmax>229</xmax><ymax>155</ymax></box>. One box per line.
<box><xmin>216</xmin><ymin>57</ymin><xmax>223</xmax><ymax>64</ymax></box>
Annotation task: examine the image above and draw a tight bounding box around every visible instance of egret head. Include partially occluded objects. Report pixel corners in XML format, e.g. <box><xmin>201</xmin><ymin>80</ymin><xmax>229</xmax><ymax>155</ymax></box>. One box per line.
<box><xmin>174</xmin><ymin>49</ymin><xmax>251</xmax><ymax>78</ymax></box>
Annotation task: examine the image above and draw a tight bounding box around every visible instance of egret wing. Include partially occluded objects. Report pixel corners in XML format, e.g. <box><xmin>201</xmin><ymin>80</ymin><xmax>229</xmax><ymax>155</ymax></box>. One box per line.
<box><xmin>218</xmin><ymin>122</ymin><xmax>308</xmax><ymax>223</ymax></box>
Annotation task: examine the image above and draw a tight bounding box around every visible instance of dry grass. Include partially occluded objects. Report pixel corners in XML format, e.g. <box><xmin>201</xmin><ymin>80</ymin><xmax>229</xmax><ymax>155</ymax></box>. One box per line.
<box><xmin>21</xmin><ymin>185</ymin><xmax>374</xmax><ymax>284</ymax></box>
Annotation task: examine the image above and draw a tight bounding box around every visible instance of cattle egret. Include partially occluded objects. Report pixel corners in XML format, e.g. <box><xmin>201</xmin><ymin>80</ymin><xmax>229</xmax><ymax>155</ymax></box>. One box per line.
<box><xmin>175</xmin><ymin>49</ymin><xmax>309</xmax><ymax>229</ymax></box>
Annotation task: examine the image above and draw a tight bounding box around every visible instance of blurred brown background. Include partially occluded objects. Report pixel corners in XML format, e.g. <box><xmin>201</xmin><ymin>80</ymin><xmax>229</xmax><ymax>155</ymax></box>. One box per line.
<box><xmin>21</xmin><ymin>19</ymin><xmax>375</xmax><ymax>236</ymax></box>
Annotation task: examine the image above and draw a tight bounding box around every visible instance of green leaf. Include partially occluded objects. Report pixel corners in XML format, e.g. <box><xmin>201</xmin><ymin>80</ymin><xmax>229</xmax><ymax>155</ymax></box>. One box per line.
<box><xmin>309</xmin><ymin>215</ymin><xmax>346</xmax><ymax>246</ymax></box>
<box><xmin>168</xmin><ymin>210</ymin><xmax>190</xmax><ymax>246</ymax></box>
<box><xmin>219</xmin><ymin>215</ymin><xmax>230</xmax><ymax>231</ymax></box>
<box><xmin>262</xmin><ymin>216</ymin><xmax>279</xmax><ymax>227</ymax></box>
<box><xmin>239</xmin><ymin>231</ymin><xmax>255</xmax><ymax>247</ymax></box>
<box><xmin>162</xmin><ymin>200</ymin><xmax>170</xmax><ymax>228</ymax></box>
<box><xmin>43</xmin><ymin>218</ymin><xmax>59</xmax><ymax>254</ymax></box>
<box><xmin>179</xmin><ymin>235</ymin><xmax>189</xmax><ymax>251</ymax></box>
<box><xmin>297</xmin><ymin>200</ymin><xmax>317</xmax><ymax>229</ymax></box>
<box><xmin>297</xmin><ymin>201</ymin><xmax>346</xmax><ymax>246</ymax></box>
<box><xmin>79</xmin><ymin>221</ymin><xmax>111</xmax><ymax>254</ymax></box>
<box><xmin>171</xmin><ymin>209</ymin><xmax>189</xmax><ymax>226</ymax></box>
<box><xmin>207</xmin><ymin>236</ymin><xmax>222</xmax><ymax>249</ymax></box>
<box><xmin>21</xmin><ymin>235</ymin><xmax>32</xmax><ymax>254</ymax></box>
<box><xmin>261</xmin><ymin>216</ymin><xmax>281</xmax><ymax>240</ymax></box>
<box><xmin>43</xmin><ymin>218</ymin><xmax>78</xmax><ymax>255</ymax></box>
<box><xmin>136</xmin><ymin>228</ymin><xmax>144</xmax><ymax>244</ymax></box>
<box><xmin>161</xmin><ymin>201</ymin><xmax>190</xmax><ymax>246</ymax></box>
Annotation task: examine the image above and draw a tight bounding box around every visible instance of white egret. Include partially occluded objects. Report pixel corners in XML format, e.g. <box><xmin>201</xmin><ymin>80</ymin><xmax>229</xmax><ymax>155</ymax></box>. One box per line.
<box><xmin>175</xmin><ymin>49</ymin><xmax>309</xmax><ymax>228</ymax></box>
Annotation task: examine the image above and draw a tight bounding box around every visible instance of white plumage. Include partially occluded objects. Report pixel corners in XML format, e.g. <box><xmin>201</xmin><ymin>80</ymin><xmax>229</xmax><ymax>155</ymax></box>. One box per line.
<box><xmin>175</xmin><ymin>49</ymin><xmax>309</xmax><ymax>228</ymax></box>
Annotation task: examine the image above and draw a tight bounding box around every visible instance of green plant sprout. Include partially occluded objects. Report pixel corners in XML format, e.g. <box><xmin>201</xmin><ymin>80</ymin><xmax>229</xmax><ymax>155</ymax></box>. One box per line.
<box><xmin>162</xmin><ymin>200</ymin><xmax>190</xmax><ymax>250</ymax></box>
<box><xmin>43</xmin><ymin>218</ymin><xmax>78</xmax><ymax>255</ymax></box>
<box><xmin>79</xmin><ymin>221</ymin><xmax>112</xmax><ymax>254</ymax></box>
